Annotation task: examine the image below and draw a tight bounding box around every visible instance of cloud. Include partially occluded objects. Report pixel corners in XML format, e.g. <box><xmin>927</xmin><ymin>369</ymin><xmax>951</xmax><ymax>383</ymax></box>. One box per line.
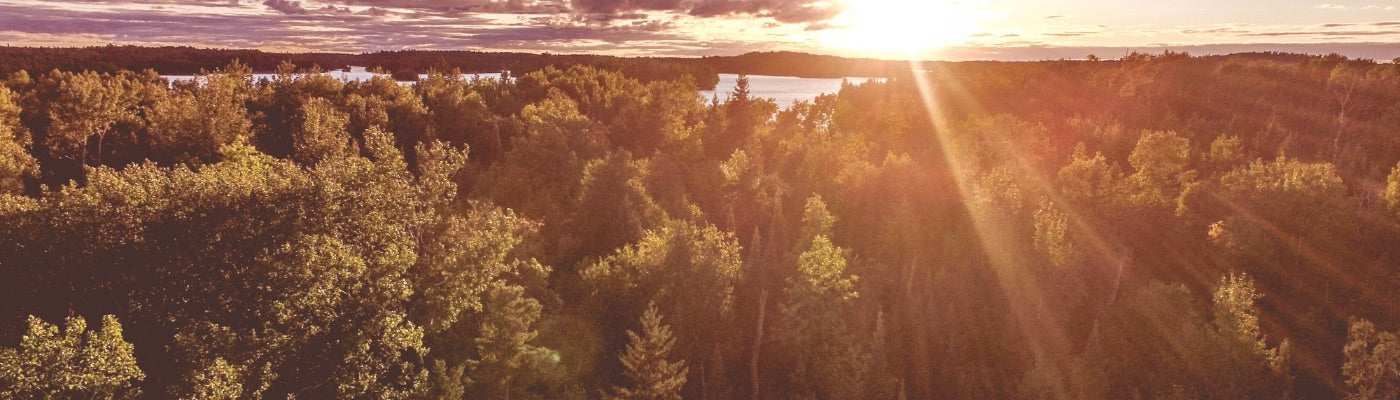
<box><xmin>304</xmin><ymin>0</ymin><xmax>846</xmax><ymax>22</ymax></box>
<box><xmin>1239</xmin><ymin>30</ymin><xmax>1400</xmax><ymax>37</ymax></box>
<box><xmin>687</xmin><ymin>0</ymin><xmax>843</xmax><ymax>23</ymax></box>
<box><xmin>1315</xmin><ymin>4</ymin><xmax>1346</xmax><ymax>10</ymax></box>
<box><xmin>1044</xmin><ymin>31</ymin><xmax>1100</xmax><ymax>37</ymax></box>
<box><xmin>307</xmin><ymin>0</ymin><xmax>569</xmax><ymax>14</ymax></box>
<box><xmin>263</xmin><ymin>0</ymin><xmax>307</xmax><ymax>14</ymax></box>
<box><xmin>529</xmin><ymin>0</ymin><xmax>848</xmax><ymax>23</ymax></box>
<box><xmin>0</xmin><ymin>0</ymin><xmax>705</xmax><ymax>55</ymax></box>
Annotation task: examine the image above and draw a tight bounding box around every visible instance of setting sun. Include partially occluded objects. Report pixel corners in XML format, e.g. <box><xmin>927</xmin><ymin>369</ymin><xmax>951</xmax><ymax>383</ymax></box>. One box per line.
<box><xmin>819</xmin><ymin>0</ymin><xmax>986</xmax><ymax>55</ymax></box>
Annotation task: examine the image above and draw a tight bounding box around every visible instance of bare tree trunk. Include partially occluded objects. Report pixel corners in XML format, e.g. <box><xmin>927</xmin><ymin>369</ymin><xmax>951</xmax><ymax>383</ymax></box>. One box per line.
<box><xmin>1333</xmin><ymin>85</ymin><xmax>1354</xmax><ymax>163</ymax></box>
<box><xmin>750</xmin><ymin>289</ymin><xmax>768</xmax><ymax>400</ymax></box>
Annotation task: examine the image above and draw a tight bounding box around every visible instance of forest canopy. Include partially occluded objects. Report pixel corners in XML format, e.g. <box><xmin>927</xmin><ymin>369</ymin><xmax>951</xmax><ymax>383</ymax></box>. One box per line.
<box><xmin>0</xmin><ymin>50</ymin><xmax>1398</xmax><ymax>399</ymax></box>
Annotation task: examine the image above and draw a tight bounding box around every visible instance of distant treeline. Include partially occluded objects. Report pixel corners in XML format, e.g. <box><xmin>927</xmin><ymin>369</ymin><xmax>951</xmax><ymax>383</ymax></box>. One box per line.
<box><xmin>0</xmin><ymin>46</ymin><xmax>927</xmax><ymax>88</ymax></box>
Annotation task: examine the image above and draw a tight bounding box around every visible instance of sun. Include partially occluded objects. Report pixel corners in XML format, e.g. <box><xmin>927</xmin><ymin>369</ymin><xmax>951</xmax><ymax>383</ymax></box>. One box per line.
<box><xmin>819</xmin><ymin>0</ymin><xmax>985</xmax><ymax>56</ymax></box>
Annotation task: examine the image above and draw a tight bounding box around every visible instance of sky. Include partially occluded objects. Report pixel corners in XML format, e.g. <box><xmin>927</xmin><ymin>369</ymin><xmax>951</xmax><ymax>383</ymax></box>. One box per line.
<box><xmin>1</xmin><ymin>0</ymin><xmax>1400</xmax><ymax>61</ymax></box>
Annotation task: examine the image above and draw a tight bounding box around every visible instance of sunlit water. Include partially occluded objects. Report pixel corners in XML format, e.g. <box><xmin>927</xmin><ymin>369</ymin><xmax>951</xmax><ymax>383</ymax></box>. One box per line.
<box><xmin>700</xmin><ymin>74</ymin><xmax>886</xmax><ymax>107</ymax></box>
<box><xmin>163</xmin><ymin>69</ymin><xmax>884</xmax><ymax>108</ymax></box>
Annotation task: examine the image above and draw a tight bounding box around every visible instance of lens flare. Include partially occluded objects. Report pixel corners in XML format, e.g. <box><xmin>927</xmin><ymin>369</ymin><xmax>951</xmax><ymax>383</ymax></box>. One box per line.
<box><xmin>820</xmin><ymin>0</ymin><xmax>986</xmax><ymax>56</ymax></box>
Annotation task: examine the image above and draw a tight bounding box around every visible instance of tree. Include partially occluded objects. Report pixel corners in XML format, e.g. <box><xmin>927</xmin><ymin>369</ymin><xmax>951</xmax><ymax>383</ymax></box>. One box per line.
<box><xmin>1057</xmin><ymin>143</ymin><xmax>1121</xmax><ymax>204</ymax></box>
<box><xmin>582</xmin><ymin>219</ymin><xmax>742</xmax><ymax>397</ymax></box>
<box><xmin>44</xmin><ymin>71</ymin><xmax>142</xmax><ymax>166</ymax></box>
<box><xmin>1125</xmin><ymin>130</ymin><xmax>1194</xmax><ymax>207</ymax></box>
<box><xmin>710</xmin><ymin>75</ymin><xmax>776</xmax><ymax>159</ymax></box>
<box><xmin>293</xmin><ymin>97</ymin><xmax>353</xmax><ymax>165</ymax></box>
<box><xmin>608</xmin><ymin>303</ymin><xmax>688</xmax><ymax>400</ymax></box>
<box><xmin>180</xmin><ymin>358</ymin><xmax>244</xmax><ymax>400</ymax></box>
<box><xmin>147</xmin><ymin>64</ymin><xmax>253</xmax><ymax>165</ymax></box>
<box><xmin>1327</xmin><ymin>63</ymin><xmax>1363</xmax><ymax>161</ymax></box>
<box><xmin>1091</xmin><ymin>275</ymin><xmax>1293</xmax><ymax>399</ymax></box>
<box><xmin>1209</xmin><ymin>273</ymin><xmax>1292</xmax><ymax>399</ymax></box>
<box><xmin>0</xmin><ymin>86</ymin><xmax>36</xmax><ymax>194</ymax></box>
<box><xmin>1385</xmin><ymin>162</ymin><xmax>1400</xmax><ymax>216</ymax></box>
<box><xmin>0</xmin><ymin>315</ymin><xmax>144</xmax><ymax>399</ymax></box>
<box><xmin>772</xmin><ymin>210</ymin><xmax>894</xmax><ymax>399</ymax></box>
<box><xmin>1033</xmin><ymin>201</ymin><xmax>1079</xmax><ymax>269</ymax></box>
<box><xmin>1343</xmin><ymin>319</ymin><xmax>1400</xmax><ymax>400</ymax></box>
<box><xmin>567</xmin><ymin>151</ymin><xmax>668</xmax><ymax>263</ymax></box>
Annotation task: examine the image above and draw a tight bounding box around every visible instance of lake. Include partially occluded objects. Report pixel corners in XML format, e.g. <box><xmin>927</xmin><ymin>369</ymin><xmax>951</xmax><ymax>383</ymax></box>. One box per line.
<box><xmin>162</xmin><ymin>66</ymin><xmax>505</xmax><ymax>86</ymax></box>
<box><xmin>701</xmin><ymin>74</ymin><xmax>886</xmax><ymax>107</ymax></box>
<box><xmin>163</xmin><ymin>69</ymin><xmax>885</xmax><ymax>108</ymax></box>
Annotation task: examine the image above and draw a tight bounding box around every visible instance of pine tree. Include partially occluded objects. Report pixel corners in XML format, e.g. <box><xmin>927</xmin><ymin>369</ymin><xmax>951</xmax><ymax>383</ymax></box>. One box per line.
<box><xmin>609</xmin><ymin>303</ymin><xmax>688</xmax><ymax>400</ymax></box>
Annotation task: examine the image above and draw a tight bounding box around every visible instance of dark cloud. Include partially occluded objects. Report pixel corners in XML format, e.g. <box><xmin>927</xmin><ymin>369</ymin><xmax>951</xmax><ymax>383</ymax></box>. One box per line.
<box><xmin>0</xmin><ymin>1</ymin><xmax>694</xmax><ymax>54</ymax></box>
<box><xmin>688</xmin><ymin>0</ymin><xmax>842</xmax><ymax>23</ymax></box>
<box><xmin>357</xmin><ymin>6</ymin><xmax>390</xmax><ymax>16</ymax></box>
<box><xmin>571</xmin><ymin>0</ymin><xmax>684</xmax><ymax>14</ymax></box>
<box><xmin>263</xmin><ymin>0</ymin><xmax>308</xmax><ymax>14</ymax></box>
<box><xmin>336</xmin><ymin>0</ymin><xmax>570</xmax><ymax>14</ymax></box>
<box><xmin>547</xmin><ymin>0</ymin><xmax>845</xmax><ymax>23</ymax></box>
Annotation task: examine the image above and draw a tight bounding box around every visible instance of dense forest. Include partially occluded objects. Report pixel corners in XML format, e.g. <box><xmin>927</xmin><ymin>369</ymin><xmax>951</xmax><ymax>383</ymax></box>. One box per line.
<box><xmin>0</xmin><ymin>50</ymin><xmax>1398</xmax><ymax>399</ymax></box>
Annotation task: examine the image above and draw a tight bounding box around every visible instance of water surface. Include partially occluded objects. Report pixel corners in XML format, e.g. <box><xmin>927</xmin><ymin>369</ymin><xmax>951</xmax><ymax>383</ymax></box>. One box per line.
<box><xmin>700</xmin><ymin>74</ymin><xmax>886</xmax><ymax>107</ymax></box>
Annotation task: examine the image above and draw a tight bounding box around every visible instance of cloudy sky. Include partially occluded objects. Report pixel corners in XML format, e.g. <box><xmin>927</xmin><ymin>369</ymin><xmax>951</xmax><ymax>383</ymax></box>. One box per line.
<box><xmin>2</xmin><ymin>0</ymin><xmax>1400</xmax><ymax>60</ymax></box>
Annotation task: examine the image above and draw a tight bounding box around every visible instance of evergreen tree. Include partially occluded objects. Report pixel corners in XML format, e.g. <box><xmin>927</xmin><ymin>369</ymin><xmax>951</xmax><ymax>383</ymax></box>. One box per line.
<box><xmin>609</xmin><ymin>303</ymin><xmax>688</xmax><ymax>400</ymax></box>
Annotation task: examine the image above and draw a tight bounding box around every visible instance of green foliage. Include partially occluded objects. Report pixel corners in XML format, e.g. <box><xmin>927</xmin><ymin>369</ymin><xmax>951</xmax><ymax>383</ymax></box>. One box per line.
<box><xmin>1204</xmin><ymin>134</ymin><xmax>1245</xmax><ymax>173</ymax></box>
<box><xmin>1207</xmin><ymin>156</ymin><xmax>1349</xmax><ymax>261</ymax></box>
<box><xmin>293</xmin><ymin>96</ymin><xmax>353</xmax><ymax>165</ymax></box>
<box><xmin>0</xmin><ymin>86</ymin><xmax>35</xmax><ymax>194</ymax></box>
<box><xmin>608</xmin><ymin>304</ymin><xmax>688</xmax><ymax>400</ymax></box>
<box><xmin>182</xmin><ymin>358</ymin><xmax>244</xmax><ymax>400</ymax></box>
<box><xmin>569</xmin><ymin>151</ymin><xmax>668</xmax><ymax>262</ymax></box>
<box><xmin>788</xmin><ymin>235</ymin><xmax>858</xmax><ymax>305</ymax></box>
<box><xmin>1033</xmin><ymin>201</ymin><xmax>1079</xmax><ymax>269</ymax></box>
<box><xmin>1092</xmin><ymin>275</ymin><xmax>1293</xmax><ymax>399</ymax></box>
<box><xmin>0</xmin><ymin>315</ymin><xmax>144</xmax><ymax>400</ymax></box>
<box><xmin>147</xmin><ymin>64</ymin><xmax>253</xmax><ymax>165</ymax></box>
<box><xmin>772</xmin><ymin>233</ymin><xmax>894</xmax><ymax>400</ymax></box>
<box><xmin>44</xmin><ymin>70</ymin><xmax>146</xmax><ymax>166</ymax></box>
<box><xmin>1343</xmin><ymin>319</ymin><xmax>1400</xmax><ymax>400</ymax></box>
<box><xmin>0</xmin><ymin>134</ymin><xmax>543</xmax><ymax>398</ymax></box>
<box><xmin>1385</xmin><ymin>162</ymin><xmax>1400</xmax><ymax>216</ymax></box>
<box><xmin>583</xmin><ymin>219</ymin><xmax>742</xmax><ymax>393</ymax></box>
<box><xmin>1209</xmin><ymin>273</ymin><xmax>1293</xmax><ymax>399</ymax></box>
<box><xmin>416</xmin><ymin>71</ymin><xmax>507</xmax><ymax>160</ymax></box>
<box><xmin>1057</xmin><ymin>143</ymin><xmax>1121</xmax><ymax>204</ymax></box>
<box><xmin>1126</xmin><ymin>130</ymin><xmax>1195</xmax><ymax>207</ymax></box>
